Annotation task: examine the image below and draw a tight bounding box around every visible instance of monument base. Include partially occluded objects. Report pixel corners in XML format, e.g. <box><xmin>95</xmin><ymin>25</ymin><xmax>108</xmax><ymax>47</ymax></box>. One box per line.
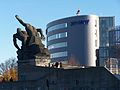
<box><xmin>18</xmin><ymin>55</ymin><xmax>50</xmax><ymax>66</ymax></box>
<box><xmin>17</xmin><ymin>55</ymin><xmax>50</xmax><ymax>81</ymax></box>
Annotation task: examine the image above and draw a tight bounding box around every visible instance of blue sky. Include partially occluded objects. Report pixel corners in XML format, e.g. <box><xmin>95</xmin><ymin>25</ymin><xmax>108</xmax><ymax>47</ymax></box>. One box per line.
<box><xmin>0</xmin><ymin>0</ymin><xmax>120</xmax><ymax>63</ymax></box>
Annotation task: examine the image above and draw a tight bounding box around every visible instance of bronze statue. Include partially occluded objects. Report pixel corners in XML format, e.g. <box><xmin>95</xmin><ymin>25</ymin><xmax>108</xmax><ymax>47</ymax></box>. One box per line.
<box><xmin>13</xmin><ymin>28</ymin><xmax>28</xmax><ymax>50</ymax></box>
<box><xmin>15</xmin><ymin>15</ymin><xmax>45</xmax><ymax>46</ymax></box>
<box><xmin>13</xmin><ymin>15</ymin><xmax>50</xmax><ymax>60</ymax></box>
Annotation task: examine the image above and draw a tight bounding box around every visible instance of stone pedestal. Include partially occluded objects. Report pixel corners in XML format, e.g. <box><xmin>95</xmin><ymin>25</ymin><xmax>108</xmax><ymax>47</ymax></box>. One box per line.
<box><xmin>34</xmin><ymin>56</ymin><xmax>51</xmax><ymax>66</ymax></box>
<box><xmin>17</xmin><ymin>55</ymin><xmax>50</xmax><ymax>81</ymax></box>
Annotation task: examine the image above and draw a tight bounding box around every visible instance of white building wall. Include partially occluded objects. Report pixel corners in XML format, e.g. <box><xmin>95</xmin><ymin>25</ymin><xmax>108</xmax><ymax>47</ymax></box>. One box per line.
<box><xmin>85</xmin><ymin>15</ymin><xmax>99</xmax><ymax>66</ymax></box>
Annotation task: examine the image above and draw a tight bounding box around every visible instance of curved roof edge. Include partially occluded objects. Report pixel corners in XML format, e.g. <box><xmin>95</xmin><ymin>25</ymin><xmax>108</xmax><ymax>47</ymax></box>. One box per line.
<box><xmin>47</xmin><ymin>15</ymin><xmax>99</xmax><ymax>27</ymax></box>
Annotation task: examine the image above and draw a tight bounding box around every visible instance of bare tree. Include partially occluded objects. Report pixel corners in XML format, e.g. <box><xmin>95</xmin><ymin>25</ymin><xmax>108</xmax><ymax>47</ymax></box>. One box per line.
<box><xmin>0</xmin><ymin>58</ymin><xmax>18</xmax><ymax>81</ymax></box>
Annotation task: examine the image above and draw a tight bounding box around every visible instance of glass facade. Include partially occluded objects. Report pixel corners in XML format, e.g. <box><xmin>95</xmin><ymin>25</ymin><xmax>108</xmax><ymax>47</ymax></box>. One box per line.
<box><xmin>109</xmin><ymin>30</ymin><xmax>120</xmax><ymax>46</ymax></box>
<box><xmin>51</xmin><ymin>51</ymin><xmax>68</xmax><ymax>59</ymax></box>
<box><xmin>99</xmin><ymin>47</ymin><xmax>109</xmax><ymax>58</ymax></box>
<box><xmin>99</xmin><ymin>17</ymin><xmax>115</xmax><ymax>47</ymax></box>
<box><xmin>99</xmin><ymin>47</ymin><xmax>109</xmax><ymax>66</ymax></box>
<box><xmin>108</xmin><ymin>26</ymin><xmax>120</xmax><ymax>74</ymax></box>
<box><xmin>48</xmin><ymin>42</ymin><xmax>67</xmax><ymax>50</ymax></box>
<box><xmin>48</xmin><ymin>32</ymin><xmax>67</xmax><ymax>41</ymax></box>
<box><xmin>99</xmin><ymin>17</ymin><xmax>115</xmax><ymax>66</ymax></box>
<box><xmin>47</xmin><ymin>23</ymin><xmax>68</xmax><ymax>61</ymax></box>
<box><xmin>109</xmin><ymin>29</ymin><xmax>120</xmax><ymax>58</ymax></box>
<box><xmin>47</xmin><ymin>23</ymin><xmax>67</xmax><ymax>32</ymax></box>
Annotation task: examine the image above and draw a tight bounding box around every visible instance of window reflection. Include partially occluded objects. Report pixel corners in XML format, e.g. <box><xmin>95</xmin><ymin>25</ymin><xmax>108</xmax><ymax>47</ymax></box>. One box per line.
<box><xmin>51</xmin><ymin>51</ymin><xmax>67</xmax><ymax>58</ymax></box>
<box><xmin>48</xmin><ymin>42</ymin><xmax>67</xmax><ymax>50</ymax></box>
<box><xmin>48</xmin><ymin>32</ymin><xmax>67</xmax><ymax>41</ymax></box>
<box><xmin>47</xmin><ymin>23</ymin><xmax>67</xmax><ymax>32</ymax></box>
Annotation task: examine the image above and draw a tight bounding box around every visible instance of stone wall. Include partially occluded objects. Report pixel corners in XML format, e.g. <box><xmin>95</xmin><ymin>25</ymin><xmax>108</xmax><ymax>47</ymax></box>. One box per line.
<box><xmin>0</xmin><ymin>67</ymin><xmax>119</xmax><ymax>90</ymax></box>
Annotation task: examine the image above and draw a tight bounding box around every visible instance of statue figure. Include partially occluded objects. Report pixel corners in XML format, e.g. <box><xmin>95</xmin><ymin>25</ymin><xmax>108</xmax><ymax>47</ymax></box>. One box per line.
<box><xmin>13</xmin><ymin>28</ymin><xmax>28</xmax><ymax>50</ymax></box>
<box><xmin>15</xmin><ymin>15</ymin><xmax>45</xmax><ymax>46</ymax></box>
<box><xmin>13</xmin><ymin>15</ymin><xmax>50</xmax><ymax>60</ymax></box>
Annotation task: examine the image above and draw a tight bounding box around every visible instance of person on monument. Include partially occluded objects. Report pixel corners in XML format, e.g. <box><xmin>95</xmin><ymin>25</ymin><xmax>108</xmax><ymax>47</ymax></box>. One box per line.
<box><xmin>15</xmin><ymin>15</ymin><xmax>45</xmax><ymax>46</ymax></box>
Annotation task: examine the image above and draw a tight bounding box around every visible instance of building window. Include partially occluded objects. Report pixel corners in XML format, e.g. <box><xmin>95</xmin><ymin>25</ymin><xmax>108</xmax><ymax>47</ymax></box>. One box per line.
<box><xmin>47</xmin><ymin>23</ymin><xmax>67</xmax><ymax>33</ymax></box>
<box><xmin>95</xmin><ymin>40</ymin><xmax>97</xmax><ymax>47</ymax></box>
<box><xmin>48</xmin><ymin>42</ymin><xmax>67</xmax><ymax>50</ymax></box>
<box><xmin>95</xmin><ymin>20</ymin><xmax>97</xmax><ymax>27</ymax></box>
<box><xmin>95</xmin><ymin>29</ymin><xmax>97</xmax><ymax>36</ymax></box>
<box><xmin>48</xmin><ymin>32</ymin><xmax>67</xmax><ymax>41</ymax></box>
<box><xmin>51</xmin><ymin>51</ymin><xmax>68</xmax><ymax>59</ymax></box>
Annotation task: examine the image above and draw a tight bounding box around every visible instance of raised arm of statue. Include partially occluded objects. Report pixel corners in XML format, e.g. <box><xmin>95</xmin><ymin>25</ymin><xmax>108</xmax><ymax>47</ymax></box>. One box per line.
<box><xmin>36</xmin><ymin>28</ymin><xmax>45</xmax><ymax>40</ymax></box>
<box><xmin>13</xmin><ymin>34</ymin><xmax>20</xmax><ymax>50</ymax></box>
<box><xmin>15</xmin><ymin>15</ymin><xmax>27</xmax><ymax>27</ymax></box>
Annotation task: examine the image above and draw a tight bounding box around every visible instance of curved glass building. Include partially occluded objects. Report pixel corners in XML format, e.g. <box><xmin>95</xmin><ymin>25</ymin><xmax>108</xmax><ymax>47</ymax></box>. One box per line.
<box><xmin>46</xmin><ymin>15</ymin><xmax>99</xmax><ymax>66</ymax></box>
